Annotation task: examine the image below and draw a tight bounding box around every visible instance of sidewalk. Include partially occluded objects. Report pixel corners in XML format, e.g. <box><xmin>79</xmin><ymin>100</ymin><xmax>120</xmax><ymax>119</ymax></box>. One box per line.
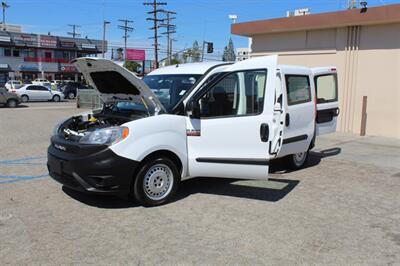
<box><xmin>314</xmin><ymin>133</ymin><xmax>400</xmax><ymax>171</ymax></box>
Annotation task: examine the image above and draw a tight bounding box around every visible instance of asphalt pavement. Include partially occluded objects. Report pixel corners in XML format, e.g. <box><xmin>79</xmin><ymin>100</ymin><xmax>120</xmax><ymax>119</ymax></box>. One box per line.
<box><xmin>1</xmin><ymin>101</ymin><xmax>400</xmax><ymax>265</ymax></box>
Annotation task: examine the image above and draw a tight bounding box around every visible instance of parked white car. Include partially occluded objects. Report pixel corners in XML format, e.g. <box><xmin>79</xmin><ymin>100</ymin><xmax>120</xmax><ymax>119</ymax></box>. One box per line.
<box><xmin>16</xmin><ymin>84</ymin><xmax>64</xmax><ymax>102</ymax></box>
<box><xmin>5</xmin><ymin>80</ymin><xmax>23</xmax><ymax>91</ymax></box>
<box><xmin>32</xmin><ymin>78</ymin><xmax>50</xmax><ymax>85</ymax></box>
<box><xmin>47</xmin><ymin>56</ymin><xmax>338</xmax><ymax>206</ymax></box>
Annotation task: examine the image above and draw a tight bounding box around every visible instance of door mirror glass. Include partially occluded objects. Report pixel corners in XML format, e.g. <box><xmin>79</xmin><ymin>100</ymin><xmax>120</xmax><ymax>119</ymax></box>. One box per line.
<box><xmin>186</xmin><ymin>99</ymin><xmax>200</xmax><ymax>118</ymax></box>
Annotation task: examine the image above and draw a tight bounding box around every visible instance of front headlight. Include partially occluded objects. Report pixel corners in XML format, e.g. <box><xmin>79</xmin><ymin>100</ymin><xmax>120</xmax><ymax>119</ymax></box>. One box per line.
<box><xmin>79</xmin><ymin>126</ymin><xmax>129</xmax><ymax>145</ymax></box>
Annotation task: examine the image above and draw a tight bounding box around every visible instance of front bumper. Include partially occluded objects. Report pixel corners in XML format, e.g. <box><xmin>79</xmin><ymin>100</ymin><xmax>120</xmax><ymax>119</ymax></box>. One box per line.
<box><xmin>47</xmin><ymin>136</ymin><xmax>139</xmax><ymax>196</ymax></box>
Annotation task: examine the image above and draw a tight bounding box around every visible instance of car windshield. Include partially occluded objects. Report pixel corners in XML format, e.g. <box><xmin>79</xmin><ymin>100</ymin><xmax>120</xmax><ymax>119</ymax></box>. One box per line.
<box><xmin>143</xmin><ymin>74</ymin><xmax>202</xmax><ymax>110</ymax></box>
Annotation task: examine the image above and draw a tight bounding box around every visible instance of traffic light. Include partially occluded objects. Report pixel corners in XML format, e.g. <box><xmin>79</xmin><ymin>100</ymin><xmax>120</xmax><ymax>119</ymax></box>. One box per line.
<box><xmin>207</xmin><ymin>42</ymin><xmax>213</xmax><ymax>53</ymax></box>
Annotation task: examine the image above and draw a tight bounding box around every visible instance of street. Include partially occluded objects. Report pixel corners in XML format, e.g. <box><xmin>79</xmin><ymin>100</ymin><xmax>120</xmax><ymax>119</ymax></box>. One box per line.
<box><xmin>1</xmin><ymin>102</ymin><xmax>400</xmax><ymax>264</ymax></box>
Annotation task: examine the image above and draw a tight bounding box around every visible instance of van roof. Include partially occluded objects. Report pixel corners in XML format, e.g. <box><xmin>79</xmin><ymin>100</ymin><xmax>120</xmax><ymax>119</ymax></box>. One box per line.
<box><xmin>147</xmin><ymin>62</ymin><xmax>226</xmax><ymax>75</ymax></box>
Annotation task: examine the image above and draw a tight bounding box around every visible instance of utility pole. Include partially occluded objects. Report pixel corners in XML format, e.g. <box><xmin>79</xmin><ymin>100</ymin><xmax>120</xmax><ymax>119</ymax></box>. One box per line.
<box><xmin>160</xmin><ymin>10</ymin><xmax>176</xmax><ymax>65</ymax></box>
<box><xmin>118</xmin><ymin>19</ymin><xmax>134</xmax><ymax>62</ymax></box>
<box><xmin>1</xmin><ymin>1</ymin><xmax>10</xmax><ymax>31</ymax></box>
<box><xmin>143</xmin><ymin>0</ymin><xmax>167</xmax><ymax>69</ymax></box>
<box><xmin>67</xmin><ymin>24</ymin><xmax>81</xmax><ymax>38</ymax></box>
<box><xmin>102</xmin><ymin>21</ymin><xmax>110</xmax><ymax>58</ymax></box>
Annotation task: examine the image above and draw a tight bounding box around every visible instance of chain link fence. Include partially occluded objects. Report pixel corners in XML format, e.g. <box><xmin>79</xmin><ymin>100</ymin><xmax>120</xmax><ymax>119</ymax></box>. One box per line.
<box><xmin>76</xmin><ymin>89</ymin><xmax>102</xmax><ymax>109</ymax></box>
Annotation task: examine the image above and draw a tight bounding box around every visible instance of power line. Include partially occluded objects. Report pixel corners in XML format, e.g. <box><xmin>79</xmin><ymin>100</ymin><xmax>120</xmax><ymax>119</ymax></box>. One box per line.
<box><xmin>143</xmin><ymin>0</ymin><xmax>167</xmax><ymax>69</ymax></box>
<box><xmin>118</xmin><ymin>19</ymin><xmax>134</xmax><ymax>61</ymax></box>
<box><xmin>67</xmin><ymin>24</ymin><xmax>81</xmax><ymax>38</ymax></box>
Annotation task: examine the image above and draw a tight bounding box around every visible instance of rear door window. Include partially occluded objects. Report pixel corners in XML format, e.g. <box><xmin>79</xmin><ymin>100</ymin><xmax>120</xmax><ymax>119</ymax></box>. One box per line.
<box><xmin>314</xmin><ymin>74</ymin><xmax>338</xmax><ymax>103</ymax></box>
<box><xmin>285</xmin><ymin>75</ymin><xmax>311</xmax><ymax>105</ymax></box>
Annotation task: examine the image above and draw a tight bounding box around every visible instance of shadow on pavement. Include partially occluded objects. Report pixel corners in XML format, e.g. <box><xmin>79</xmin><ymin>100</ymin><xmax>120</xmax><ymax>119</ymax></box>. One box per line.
<box><xmin>62</xmin><ymin>177</ymin><xmax>299</xmax><ymax>208</ymax></box>
<box><xmin>62</xmin><ymin>186</ymin><xmax>140</xmax><ymax>209</ymax></box>
<box><xmin>270</xmin><ymin>147</ymin><xmax>341</xmax><ymax>173</ymax></box>
<box><xmin>175</xmin><ymin>177</ymin><xmax>299</xmax><ymax>203</ymax></box>
<box><xmin>61</xmin><ymin>147</ymin><xmax>340</xmax><ymax>208</ymax></box>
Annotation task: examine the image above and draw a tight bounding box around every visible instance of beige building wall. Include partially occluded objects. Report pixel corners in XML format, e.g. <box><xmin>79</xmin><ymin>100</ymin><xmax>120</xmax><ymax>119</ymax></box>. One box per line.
<box><xmin>249</xmin><ymin>23</ymin><xmax>400</xmax><ymax>138</ymax></box>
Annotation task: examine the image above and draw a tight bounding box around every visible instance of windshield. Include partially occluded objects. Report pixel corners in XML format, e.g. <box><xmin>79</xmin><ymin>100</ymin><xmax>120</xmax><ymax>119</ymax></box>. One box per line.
<box><xmin>143</xmin><ymin>74</ymin><xmax>202</xmax><ymax>110</ymax></box>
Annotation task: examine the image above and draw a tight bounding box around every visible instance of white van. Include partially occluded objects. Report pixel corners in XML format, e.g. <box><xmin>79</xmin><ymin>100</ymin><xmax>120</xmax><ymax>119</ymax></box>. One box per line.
<box><xmin>47</xmin><ymin>56</ymin><xmax>338</xmax><ymax>206</ymax></box>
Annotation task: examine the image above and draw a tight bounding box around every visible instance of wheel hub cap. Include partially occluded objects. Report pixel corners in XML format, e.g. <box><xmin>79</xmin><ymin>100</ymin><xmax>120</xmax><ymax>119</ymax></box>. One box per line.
<box><xmin>143</xmin><ymin>164</ymin><xmax>173</xmax><ymax>201</ymax></box>
<box><xmin>294</xmin><ymin>152</ymin><xmax>306</xmax><ymax>165</ymax></box>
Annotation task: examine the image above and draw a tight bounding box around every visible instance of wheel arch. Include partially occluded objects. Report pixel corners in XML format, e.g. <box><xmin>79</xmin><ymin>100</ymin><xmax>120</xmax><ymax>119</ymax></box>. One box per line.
<box><xmin>138</xmin><ymin>149</ymin><xmax>183</xmax><ymax>176</ymax></box>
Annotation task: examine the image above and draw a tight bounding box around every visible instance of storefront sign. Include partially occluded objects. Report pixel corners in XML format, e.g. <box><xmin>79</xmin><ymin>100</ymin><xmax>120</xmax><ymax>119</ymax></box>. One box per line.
<box><xmin>60</xmin><ymin>65</ymin><xmax>77</xmax><ymax>72</ymax></box>
<box><xmin>81</xmin><ymin>43</ymin><xmax>96</xmax><ymax>49</ymax></box>
<box><xmin>60</xmin><ymin>41</ymin><xmax>75</xmax><ymax>48</ymax></box>
<box><xmin>40</xmin><ymin>36</ymin><xmax>57</xmax><ymax>48</ymax></box>
<box><xmin>126</xmin><ymin>49</ymin><xmax>145</xmax><ymax>61</ymax></box>
<box><xmin>19</xmin><ymin>65</ymin><xmax>39</xmax><ymax>71</ymax></box>
<box><xmin>13</xmin><ymin>34</ymin><xmax>38</xmax><ymax>46</ymax></box>
<box><xmin>0</xmin><ymin>36</ymin><xmax>11</xmax><ymax>42</ymax></box>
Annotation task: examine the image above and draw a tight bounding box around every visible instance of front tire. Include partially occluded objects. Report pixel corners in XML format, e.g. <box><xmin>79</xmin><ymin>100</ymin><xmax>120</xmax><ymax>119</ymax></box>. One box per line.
<box><xmin>52</xmin><ymin>95</ymin><xmax>61</xmax><ymax>102</ymax></box>
<box><xmin>21</xmin><ymin>95</ymin><xmax>29</xmax><ymax>103</ymax></box>
<box><xmin>285</xmin><ymin>151</ymin><xmax>309</xmax><ymax>170</ymax></box>
<box><xmin>7</xmin><ymin>99</ymin><xmax>18</xmax><ymax>108</ymax></box>
<box><xmin>67</xmin><ymin>92</ymin><xmax>75</xmax><ymax>99</ymax></box>
<box><xmin>133</xmin><ymin>157</ymin><xmax>180</xmax><ymax>207</ymax></box>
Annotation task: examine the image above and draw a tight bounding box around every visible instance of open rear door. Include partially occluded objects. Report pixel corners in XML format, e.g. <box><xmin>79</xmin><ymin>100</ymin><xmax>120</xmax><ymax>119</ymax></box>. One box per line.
<box><xmin>312</xmin><ymin>67</ymin><xmax>339</xmax><ymax>135</ymax></box>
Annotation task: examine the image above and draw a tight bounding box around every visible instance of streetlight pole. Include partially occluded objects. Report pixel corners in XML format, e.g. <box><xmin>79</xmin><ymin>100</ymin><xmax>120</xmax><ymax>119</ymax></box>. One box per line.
<box><xmin>102</xmin><ymin>21</ymin><xmax>110</xmax><ymax>58</ymax></box>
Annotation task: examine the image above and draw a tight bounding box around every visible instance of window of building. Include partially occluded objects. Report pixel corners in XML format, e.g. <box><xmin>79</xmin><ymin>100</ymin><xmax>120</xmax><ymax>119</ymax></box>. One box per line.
<box><xmin>54</xmin><ymin>50</ymin><xmax>63</xmax><ymax>59</ymax></box>
<box><xmin>44</xmin><ymin>51</ymin><xmax>52</xmax><ymax>58</ymax></box>
<box><xmin>314</xmin><ymin>74</ymin><xmax>338</xmax><ymax>103</ymax></box>
<box><xmin>198</xmin><ymin>70</ymin><xmax>267</xmax><ymax>118</ymax></box>
<box><xmin>13</xmin><ymin>49</ymin><xmax>20</xmax><ymax>57</ymax></box>
<box><xmin>23</xmin><ymin>49</ymin><xmax>35</xmax><ymax>57</ymax></box>
<box><xmin>285</xmin><ymin>75</ymin><xmax>311</xmax><ymax>105</ymax></box>
<box><xmin>4</xmin><ymin>48</ymin><xmax>11</xmax><ymax>57</ymax></box>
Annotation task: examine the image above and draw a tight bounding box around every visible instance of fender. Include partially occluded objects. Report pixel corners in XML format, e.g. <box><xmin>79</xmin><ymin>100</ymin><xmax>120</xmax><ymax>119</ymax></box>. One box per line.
<box><xmin>110</xmin><ymin>114</ymin><xmax>189</xmax><ymax>178</ymax></box>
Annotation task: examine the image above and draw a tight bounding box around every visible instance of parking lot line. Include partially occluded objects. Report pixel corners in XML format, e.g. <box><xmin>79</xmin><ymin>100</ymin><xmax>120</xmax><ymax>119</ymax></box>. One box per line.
<box><xmin>0</xmin><ymin>174</ymin><xmax>48</xmax><ymax>184</ymax></box>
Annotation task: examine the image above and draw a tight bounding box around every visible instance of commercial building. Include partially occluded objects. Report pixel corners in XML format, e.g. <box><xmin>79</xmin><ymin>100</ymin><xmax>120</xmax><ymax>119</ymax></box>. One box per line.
<box><xmin>232</xmin><ymin>4</ymin><xmax>400</xmax><ymax>138</ymax></box>
<box><xmin>0</xmin><ymin>29</ymin><xmax>106</xmax><ymax>84</ymax></box>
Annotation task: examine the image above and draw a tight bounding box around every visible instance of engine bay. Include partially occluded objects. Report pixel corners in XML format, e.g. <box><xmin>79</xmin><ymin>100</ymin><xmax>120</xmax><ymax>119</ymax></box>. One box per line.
<box><xmin>57</xmin><ymin>102</ymin><xmax>149</xmax><ymax>141</ymax></box>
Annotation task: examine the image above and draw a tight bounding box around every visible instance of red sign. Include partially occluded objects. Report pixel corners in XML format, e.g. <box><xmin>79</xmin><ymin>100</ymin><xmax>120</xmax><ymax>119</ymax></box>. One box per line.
<box><xmin>40</xmin><ymin>36</ymin><xmax>57</xmax><ymax>48</ymax></box>
<box><xmin>60</xmin><ymin>65</ymin><xmax>77</xmax><ymax>72</ymax></box>
<box><xmin>126</xmin><ymin>49</ymin><xmax>145</xmax><ymax>61</ymax></box>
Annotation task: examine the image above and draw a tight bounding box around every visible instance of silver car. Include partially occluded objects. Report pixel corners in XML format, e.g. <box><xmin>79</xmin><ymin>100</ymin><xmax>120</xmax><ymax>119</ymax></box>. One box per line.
<box><xmin>16</xmin><ymin>84</ymin><xmax>64</xmax><ymax>102</ymax></box>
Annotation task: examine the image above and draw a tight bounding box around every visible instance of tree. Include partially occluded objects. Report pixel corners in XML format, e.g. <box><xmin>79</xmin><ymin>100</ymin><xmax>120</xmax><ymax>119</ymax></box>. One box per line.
<box><xmin>169</xmin><ymin>55</ymin><xmax>181</xmax><ymax>65</ymax></box>
<box><xmin>222</xmin><ymin>38</ymin><xmax>236</xmax><ymax>62</ymax></box>
<box><xmin>124</xmin><ymin>61</ymin><xmax>141</xmax><ymax>73</ymax></box>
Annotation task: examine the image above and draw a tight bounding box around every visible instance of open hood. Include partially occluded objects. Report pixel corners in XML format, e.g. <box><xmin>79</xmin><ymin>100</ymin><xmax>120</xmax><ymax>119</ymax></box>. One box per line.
<box><xmin>72</xmin><ymin>58</ymin><xmax>165</xmax><ymax>113</ymax></box>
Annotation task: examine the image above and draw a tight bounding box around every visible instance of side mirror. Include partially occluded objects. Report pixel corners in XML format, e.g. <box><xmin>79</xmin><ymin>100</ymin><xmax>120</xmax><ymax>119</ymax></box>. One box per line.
<box><xmin>186</xmin><ymin>99</ymin><xmax>200</xmax><ymax>118</ymax></box>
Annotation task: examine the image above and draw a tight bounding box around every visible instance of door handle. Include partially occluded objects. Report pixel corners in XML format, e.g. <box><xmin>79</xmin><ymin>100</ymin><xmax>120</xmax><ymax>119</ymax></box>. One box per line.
<box><xmin>285</xmin><ymin>113</ymin><xmax>290</xmax><ymax>127</ymax></box>
<box><xmin>260</xmin><ymin>123</ymin><xmax>269</xmax><ymax>142</ymax></box>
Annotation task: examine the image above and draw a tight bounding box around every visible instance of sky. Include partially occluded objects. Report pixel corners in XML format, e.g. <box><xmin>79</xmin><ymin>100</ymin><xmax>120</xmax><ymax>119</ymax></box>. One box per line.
<box><xmin>4</xmin><ymin>0</ymin><xmax>399</xmax><ymax>61</ymax></box>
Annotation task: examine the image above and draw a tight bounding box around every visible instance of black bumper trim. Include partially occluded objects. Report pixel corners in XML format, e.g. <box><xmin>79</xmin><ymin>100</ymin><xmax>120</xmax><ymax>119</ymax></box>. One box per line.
<box><xmin>47</xmin><ymin>138</ymin><xmax>139</xmax><ymax>196</ymax></box>
<box><xmin>282</xmin><ymin>134</ymin><xmax>308</xmax><ymax>145</ymax></box>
